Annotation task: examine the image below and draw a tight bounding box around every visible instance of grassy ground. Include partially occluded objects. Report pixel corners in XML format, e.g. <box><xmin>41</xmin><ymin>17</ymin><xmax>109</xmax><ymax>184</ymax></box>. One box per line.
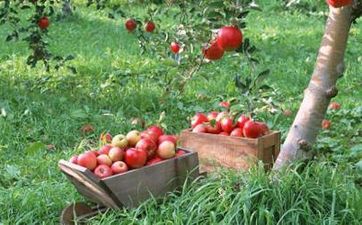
<box><xmin>0</xmin><ymin>1</ymin><xmax>361</xmax><ymax>224</ymax></box>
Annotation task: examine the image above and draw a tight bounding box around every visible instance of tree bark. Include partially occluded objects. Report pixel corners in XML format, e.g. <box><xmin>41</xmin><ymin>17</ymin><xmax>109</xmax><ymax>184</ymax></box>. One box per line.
<box><xmin>62</xmin><ymin>0</ymin><xmax>73</xmax><ymax>17</ymax></box>
<box><xmin>273</xmin><ymin>5</ymin><xmax>353</xmax><ymax>170</ymax></box>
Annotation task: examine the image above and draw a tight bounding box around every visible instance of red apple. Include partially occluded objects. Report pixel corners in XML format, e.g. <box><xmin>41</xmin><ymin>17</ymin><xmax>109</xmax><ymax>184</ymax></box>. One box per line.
<box><xmin>191</xmin><ymin>113</ymin><xmax>208</xmax><ymax>128</ymax></box>
<box><xmin>219</xmin><ymin>101</ymin><xmax>230</xmax><ymax>109</ymax></box>
<box><xmin>111</xmin><ymin>161</ymin><xmax>128</xmax><ymax>174</ymax></box>
<box><xmin>98</xmin><ymin>144</ymin><xmax>112</xmax><ymax>155</ymax></box>
<box><xmin>207</xmin><ymin>111</ymin><xmax>219</xmax><ymax>121</ymax></box>
<box><xmin>205</xmin><ymin>121</ymin><xmax>222</xmax><ymax>134</ymax></box>
<box><xmin>126</xmin><ymin>130</ymin><xmax>141</xmax><ymax>147</ymax></box>
<box><xmin>243</xmin><ymin>120</ymin><xmax>263</xmax><ymax>138</ymax></box>
<box><xmin>221</xmin><ymin>117</ymin><xmax>234</xmax><ymax>133</ymax></box>
<box><xmin>94</xmin><ymin>165</ymin><xmax>113</xmax><ymax>179</ymax></box>
<box><xmin>327</xmin><ymin>0</ymin><xmax>352</xmax><ymax>8</ymax></box>
<box><xmin>146</xmin><ymin>156</ymin><xmax>163</xmax><ymax>165</ymax></box>
<box><xmin>329</xmin><ymin>102</ymin><xmax>341</xmax><ymax>110</ymax></box>
<box><xmin>69</xmin><ymin>155</ymin><xmax>78</xmax><ymax>164</ymax></box>
<box><xmin>176</xmin><ymin>150</ymin><xmax>186</xmax><ymax>157</ymax></box>
<box><xmin>202</xmin><ymin>40</ymin><xmax>224</xmax><ymax>60</ymax></box>
<box><xmin>38</xmin><ymin>17</ymin><xmax>49</xmax><ymax>30</ymax></box>
<box><xmin>135</xmin><ymin>138</ymin><xmax>157</xmax><ymax>159</ymax></box>
<box><xmin>108</xmin><ymin>147</ymin><xmax>125</xmax><ymax>162</ymax></box>
<box><xmin>77</xmin><ymin>152</ymin><xmax>97</xmax><ymax>170</ymax></box>
<box><xmin>230</xmin><ymin>128</ymin><xmax>243</xmax><ymax>137</ymax></box>
<box><xmin>257</xmin><ymin>122</ymin><xmax>269</xmax><ymax>135</ymax></box>
<box><xmin>96</xmin><ymin>154</ymin><xmax>112</xmax><ymax>166</ymax></box>
<box><xmin>192</xmin><ymin>124</ymin><xmax>207</xmax><ymax>133</ymax></box>
<box><xmin>124</xmin><ymin>148</ymin><xmax>147</xmax><ymax>168</ymax></box>
<box><xmin>125</xmin><ymin>18</ymin><xmax>137</xmax><ymax>32</ymax></box>
<box><xmin>140</xmin><ymin>130</ymin><xmax>159</xmax><ymax>144</ymax></box>
<box><xmin>216</xmin><ymin>111</ymin><xmax>229</xmax><ymax>122</ymax></box>
<box><xmin>158</xmin><ymin>135</ymin><xmax>177</xmax><ymax>145</ymax></box>
<box><xmin>219</xmin><ymin>132</ymin><xmax>229</xmax><ymax>136</ymax></box>
<box><xmin>322</xmin><ymin>119</ymin><xmax>331</xmax><ymax>129</ymax></box>
<box><xmin>147</xmin><ymin>125</ymin><xmax>164</xmax><ymax>138</ymax></box>
<box><xmin>170</xmin><ymin>42</ymin><xmax>180</xmax><ymax>54</ymax></box>
<box><xmin>144</xmin><ymin>21</ymin><xmax>155</xmax><ymax>32</ymax></box>
<box><xmin>111</xmin><ymin>134</ymin><xmax>128</xmax><ymax>148</ymax></box>
<box><xmin>217</xmin><ymin>26</ymin><xmax>243</xmax><ymax>51</ymax></box>
<box><xmin>84</xmin><ymin>150</ymin><xmax>98</xmax><ymax>157</ymax></box>
<box><xmin>157</xmin><ymin>141</ymin><xmax>176</xmax><ymax>159</ymax></box>
<box><xmin>237</xmin><ymin>115</ymin><xmax>250</xmax><ymax>130</ymax></box>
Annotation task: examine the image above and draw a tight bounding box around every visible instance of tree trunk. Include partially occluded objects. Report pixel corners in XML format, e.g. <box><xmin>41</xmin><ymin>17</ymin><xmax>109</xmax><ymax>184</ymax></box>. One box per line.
<box><xmin>273</xmin><ymin>5</ymin><xmax>353</xmax><ymax>170</ymax></box>
<box><xmin>62</xmin><ymin>0</ymin><xmax>73</xmax><ymax>17</ymax></box>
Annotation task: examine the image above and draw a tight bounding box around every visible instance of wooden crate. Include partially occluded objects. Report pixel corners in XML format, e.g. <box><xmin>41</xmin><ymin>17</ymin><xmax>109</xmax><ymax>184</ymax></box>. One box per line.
<box><xmin>179</xmin><ymin>130</ymin><xmax>280</xmax><ymax>172</ymax></box>
<box><xmin>58</xmin><ymin>148</ymin><xmax>199</xmax><ymax>209</ymax></box>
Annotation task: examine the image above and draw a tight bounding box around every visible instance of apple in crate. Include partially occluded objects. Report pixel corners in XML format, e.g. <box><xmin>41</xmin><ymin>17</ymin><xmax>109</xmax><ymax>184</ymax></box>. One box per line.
<box><xmin>136</xmin><ymin>138</ymin><xmax>157</xmax><ymax>159</ymax></box>
<box><xmin>77</xmin><ymin>152</ymin><xmax>97</xmax><ymax>170</ymax></box>
<box><xmin>112</xmin><ymin>134</ymin><xmax>128</xmax><ymax>148</ymax></box>
<box><xmin>146</xmin><ymin>156</ymin><xmax>163</xmax><ymax>165</ymax></box>
<box><xmin>109</xmin><ymin>147</ymin><xmax>124</xmax><ymax>162</ymax></box>
<box><xmin>94</xmin><ymin>165</ymin><xmax>113</xmax><ymax>179</ymax></box>
<box><xmin>191</xmin><ymin>113</ymin><xmax>208</xmax><ymax>128</ymax></box>
<box><xmin>97</xmin><ymin>154</ymin><xmax>112</xmax><ymax>166</ymax></box>
<box><xmin>230</xmin><ymin>128</ymin><xmax>243</xmax><ymax>137</ymax></box>
<box><xmin>147</xmin><ymin>125</ymin><xmax>164</xmax><ymax>138</ymax></box>
<box><xmin>207</xmin><ymin>111</ymin><xmax>219</xmax><ymax>121</ymax></box>
<box><xmin>126</xmin><ymin>130</ymin><xmax>141</xmax><ymax>147</ymax></box>
<box><xmin>158</xmin><ymin>135</ymin><xmax>177</xmax><ymax>145</ymax></box>
<box><xmin>157</xmin><ymin>141</ymin><xmax>176</xmax><ymax>159</ymax></box>
<box><xmin>98</xmin><ymin>144</ymin><xmax>112</xmax><ymax>155</ymax></box>
<box><xmin>176</xmin><ymin>150</ymin><xmax>186</xmax><ymax>157</ymax></box>
<box><xmin>69</xmin><ymin>155</ymin><xmax>78</xmax><ymax>164</ymax></box>
<box><xmin>111</xmin><ymin>161</ymin><xmax>128</xmax><ymax>174</ymax></box>
<box><xmin>140</xmin><ymin>131</ymin><xmax>159</xmax><ymax>144</ymax></box>
<box><xmin>124</xmin><ymin>148</ymin><xmax>147</xmax><ymax>169</ymax></box>
<box><xmin>192</xmin><ymin>124</ymin><xmax>207</xmax><ymax>133</ymax></box>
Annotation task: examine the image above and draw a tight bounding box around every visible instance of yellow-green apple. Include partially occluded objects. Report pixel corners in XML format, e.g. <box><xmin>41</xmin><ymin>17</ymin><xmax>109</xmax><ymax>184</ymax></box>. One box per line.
<box><xmin>111</xmin><ymin>134</ymin><xmax>128</xmax><ymax>148</ymax></box>
<box><xmin>126</xmin><ymin>130</ymin><xmax>141</xmax><ymax>147</ymax></box>
<box><xmin>96</xmin><ymin>154</ymin><xmax>112</xmax><ymax>166</ymax></box>
<box><xmin>108</xmin><ymin>147</ymin><xmax>125</xmax><ymax>162</ymax></box>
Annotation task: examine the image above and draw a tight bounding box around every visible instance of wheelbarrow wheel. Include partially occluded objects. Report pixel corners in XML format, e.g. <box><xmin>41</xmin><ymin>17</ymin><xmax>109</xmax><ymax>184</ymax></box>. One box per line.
<box><xmin>60</xmin><ymin>202</ymin><xmax>95</xmax><ymax>225</ymax></box>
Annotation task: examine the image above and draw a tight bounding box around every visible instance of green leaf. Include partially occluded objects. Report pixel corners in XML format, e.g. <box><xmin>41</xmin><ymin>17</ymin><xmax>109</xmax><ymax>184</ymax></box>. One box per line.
<box><xmin>25</xmin><ymin>142</ymin><xmax>45</xmax><ymax>156</ymax></box>
<box><xmin>5</xmin><ymin>165</ymin><xmax>20</xmax><ymax>178</ymax></box>
<box><xmin>355</xmin><ymin>160</ymin><xmax>362</xmax><ymax>171</ymax></box>
<box><xmin>70</xmin><ymin>109</ymin><xmax>88</xmax><ymax>119</ymax></box>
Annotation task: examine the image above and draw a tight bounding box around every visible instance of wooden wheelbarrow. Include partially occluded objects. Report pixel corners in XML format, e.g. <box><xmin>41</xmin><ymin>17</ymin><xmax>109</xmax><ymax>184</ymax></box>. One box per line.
<box><xmin>58</xmin><ymin>148</ymin><xmax>200</xmax><ymax>225</ymax></box>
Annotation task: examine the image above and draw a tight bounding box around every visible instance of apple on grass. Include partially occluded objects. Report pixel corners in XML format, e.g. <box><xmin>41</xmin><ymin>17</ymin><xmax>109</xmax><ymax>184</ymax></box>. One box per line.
<box><xmin>112</xmin><ymin>134</ymin><xmax>128</xmax><ymax>148</ymax></box>
<box><xmin>126</xmin><ymin>130</ymin><xmax>141</xmax><ymax>147</ymax></box>
<box><xmin>157</xmin><ymin>141</ymin><xmax>176</xmax><ymax>159</ymax></box>
<box><xmin>77</xmin><ymin>152</ymin><xmax>97</xmax><ymax>170</ymax></box>
<box><xmin>94</xmin><ymin>165</ymin><xmax>113</xmax><ymax>179</ymax></box>
<box><xmin>108</xmin><ymin>147</ymin><xmax>124</xmax><ymax>162</ymax></box>
<box><xmin>96</xmin><ymin>154</ymin><xmax>112</xmax><ymax>166</ymax></box>
<box><xmin>111</xmin><ymin>161</ymin><xmax>128</xmax><ymax>174</ymax></box>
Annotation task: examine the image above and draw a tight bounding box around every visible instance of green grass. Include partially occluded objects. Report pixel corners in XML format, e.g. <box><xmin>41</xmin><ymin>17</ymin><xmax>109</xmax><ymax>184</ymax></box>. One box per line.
<box><xmin>0</xmin><ymin>1</ymin><xmax>361</xmax><ymax>224</ymax></box>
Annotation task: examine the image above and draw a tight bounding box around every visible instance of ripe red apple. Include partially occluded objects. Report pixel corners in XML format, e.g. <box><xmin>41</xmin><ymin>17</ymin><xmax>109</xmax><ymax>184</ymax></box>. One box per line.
<box><xmin>329</xmin><ymin>102</ymin><xmax>341</xmax><ymax>110</ymax></box>
<box><xmin>158</xmin><ymin>135</ymin><xmax>177</xmax><ymax>145</ymax></box>
<box><xmin>84</xmin><ymin>150</ymin><xmax>98</xmax><ymax>157</ymax></box>
<box><xmin>124</xmin><ymin>148</ymin><xmax>147</xmax><ymax>168</ymax></box>
<box><xmin>147</xmin><ymin>125</ymin><xmax>164</xmax><ymax>138</ymax></box>
<box><xmin>111</xmin><ymin>161</ymin><xmax>128</xmax><ymax>174</ymax></box>
<box><xmin>219</xmin><ymin>132</ymin><xmax>229</xmax><ymax>136</ymax></box>
<box><xmin>216</xmin><ymin>111</ymin><xmax>229</xmax><ymax>122</ymax></box>
<box><xmin>126</xmin><ymin>130</ymin><xmax>141</xmax><ymax>147</ymax></box>
<box><xmin>108</xmin><ymin>147</ymin><xmax>125</xmax><ymax>162</ymax></box>
<box><xmin>192</xmin><ymin>124</ymin><xmax>207</xmax><ymax>133</ymax></box>
<box><xmin>207</xmin><ymin>111</ymin><xmax>219</xmax><ymax>121</ymax></box>
<box><xmin>170</xmin><ymin>42</ymin><xmax>180</xmax><ymax>54</ymax></box>
<box><xmin>219</xmin><ymin>101</ymin><xmax>230</xmax><ymax>108</ymax></box>
<box><xmin>157</xmin><ymin>141</ymin><xmax>176</xmax><ymax>159</ymax></box>
<box><xmin>322</xmin><ymin>119</ymin><xmax>331</xmax><ymax>129</ymax></box>
<box><xmin>125</xmin><ymin>18</ymin><xmax>137</xmax><ymax>32</ymax></box>
<box><xmin>94</xmin><ymin>165</ymin><xmax>113</xmax><ymax>179</ymax></box>
<box><xmin>217</xmin><ymin>26</ymin><xmax>243</xmax><ymax>51</ymax></box>
<box><xmin>243</xmin><ymin>120</ymin><xmax>263</xmax><ymax>138</ymax></box>
<box><xmin>69</xmin><ymin>155</ymin><xmax>78</xmax><ymax>164</ymax></box>
<box><xmin>77</xmin><ymin>152</ymin><xmax>97</xmax><ymax>170</ymax></box>
<box><xmin>191</xmin><ymin>113</ymin><xmax>208</xmax><ymax>128</ymax></box>
<box><xmin>205</xmin><ymin>121</ymin><xmax>222</xmax><ymax>134</ymax></box>
<box><xmin>230</xmin><ymin>128</ymin><xmax>243</xmax><ymax>137</ymax></box>
<box><xmin>140</xmin><ymin>131</ymin><xmax>159</xmax><ymax>145</ymax></box>
<box><xmin>38</xmin><ymin>17</ymin><xmax>49</xmax><ymax>30</ymax></box>
<box><xmin>111</xmin><ymin>134</ymin><xmax>128</xmax><ymax>148</ymax></box>
<box><xmin>146</xmin><ymin>156</ymin><xmax>163</xmax><ymax>165</ymax></box>
<box><xmin>237</xmin><ymin>115</ymin><xmax>250</xmax><ymax>130</ymax></box>
<box><xmin>135</xmin><ymin>138</ymin><xmax>157</xmax><ymax>159</ymax></box>
<box><xmin>202</xmin><ymin>40</ymin><xmax>224</xmax><ymax>60</ymax></box>
<box><xmin>144</xmin><ymin>21</ymin><xmax>155</xmax><ymax>32</ymax></box>
<box><xmin>221</xmin><ymin>117</ymin><xmax>234</xmax><ymax>133</ymax></box>
<box><xmin>176</xmin><ymin>150</ymin><xmax>186</xmax><ymax>157</ymax></box>
<box><xmin>327</xmin><ymin>0</ymin><xmax>352</xmax><ymax>8</ymax></box>
<box><xmin>98</xmin><ymin>144</ymin><xmax>112</xmax><ymax>155</ymax></box>
<box><xmin>96</xmin><ymin>154</ymin><xmax>112</xmax><ymax>166</ymax></box>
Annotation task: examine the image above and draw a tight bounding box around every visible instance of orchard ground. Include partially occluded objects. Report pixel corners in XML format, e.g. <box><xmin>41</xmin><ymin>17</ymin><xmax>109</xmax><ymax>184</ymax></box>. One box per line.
<box><xmin>0</xmin><ymin>1</ymin><xmax>362</xmax><ymax>224</ymax></box>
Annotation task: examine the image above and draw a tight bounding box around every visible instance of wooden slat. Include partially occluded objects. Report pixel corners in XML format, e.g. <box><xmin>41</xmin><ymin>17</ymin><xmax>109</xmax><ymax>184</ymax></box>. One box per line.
<box><xmin>58</xmin><ymin>160</ymin><xmax>120</xmax><ymax>209</ymax></box>
<box><xmin>101</xmin><ymin>150</ymin><xmax>199</xmax><ymax>208</ymax></box>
